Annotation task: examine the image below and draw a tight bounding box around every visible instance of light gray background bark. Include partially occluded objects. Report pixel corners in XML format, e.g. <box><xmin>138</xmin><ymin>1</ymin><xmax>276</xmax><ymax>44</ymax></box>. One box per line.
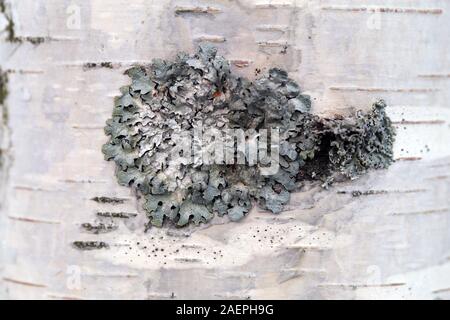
<box><xmin>0</xmin><ymin>0</ymin><xmax>449</xmax><ymax>299</ymax></box>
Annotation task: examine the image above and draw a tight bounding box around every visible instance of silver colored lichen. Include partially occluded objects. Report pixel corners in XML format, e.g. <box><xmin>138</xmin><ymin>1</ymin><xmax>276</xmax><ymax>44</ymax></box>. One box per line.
<box><xmin>102</xmin><ymin>45</ymin><xmax>395</xmax><ymax>228</ymax></box>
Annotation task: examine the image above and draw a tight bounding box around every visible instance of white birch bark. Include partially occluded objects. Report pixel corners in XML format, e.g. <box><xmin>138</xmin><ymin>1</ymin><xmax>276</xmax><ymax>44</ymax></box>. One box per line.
<box><xmin>0</xmin><ymin>0</ymin><xmax>449</xmax><ymax>299</ymax></box>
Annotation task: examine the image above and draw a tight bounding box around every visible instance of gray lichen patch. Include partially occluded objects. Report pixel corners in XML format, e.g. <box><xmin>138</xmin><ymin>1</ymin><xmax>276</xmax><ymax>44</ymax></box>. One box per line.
<box><xmin>299</xmin><ymin>100</ymin><xmax>395</xmax><ymax>186</ymax></box>
<box><xmin>102</xmin><ymin>45</ymin><xmax>395</xmax><ymax>228</ymax></box>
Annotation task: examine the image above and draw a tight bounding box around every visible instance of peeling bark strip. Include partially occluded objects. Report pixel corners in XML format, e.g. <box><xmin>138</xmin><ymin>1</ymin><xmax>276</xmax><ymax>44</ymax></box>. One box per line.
<box><xmin>256</xmin><ymin>25</ymin><xmax>289</xmax><ymax>33</ymax></box>
<box><xmin>257</xmin><ymin>41</ymin><xmax>289</xmax><ymax>47</ymax></box>
<box><xmin>82</xmin><ymin>272</ymin><xmax>138</xmax><ymax>278</ymax></box>
<box><xmin>395</xmin><ymin>157</ymin><xmax>422</xmax><ymax>161</ymax></box>
<box><xmin>2</xmin><ymin>277</ymin><xmax>47</xmax><ymax>288</ymax></box>
<box><xmin>392</xmin><ymin>120</ymin><xmax>446</xmax><ymax>125</ymax></box>
<box><xmin>329</xmin><ymin>86</ymin><xmax>439</xmax><ymax>93</ymax></box>
<box><xmin>4</xmin><ymin>69</ymin><xmax>44</xmax><ymax>75</ymax></box>
<box><xmin>91</xmin><ymin>196</ymin><xmax>127</xmax><ymax>204</ymax></box>
<box><xmin>418</xmin><ymin>74</ymin><xmax>450</xmax><ymax>79</ymax></box>
<box><xmin>174</xmin><ymin>258</ymin><xmax>202</xmax><ymax>263</ymax></box>
<box><xmin>392</xmin><ymin>208</ymin><xmax>448</xmax><ymax>216</ymax></box>
<box><xmin>60</xmin><ymin>178</ymin><xmax>107</xmax><ymax>184</ymax></box>
<box><xmin>318</xmin><ymin>282</ymin><xmax>406</xmax><ymax>288</ymax></box>
<box><xmin>255</xmin><ymin>4</ymin><xmax>295</xmax><ymax>9</ymax></box>
<box><xmin>425</xmin><ymin>175</ymin><xmax>450</xmax><ymax>180</ymax></box>
<box><xmin>8</xmin><ymin>215</ymin><xmax>60</xmax><ymax>224</ymax></box>
<box><xmin>13</xmin><ymin>36</ymin><xmax>47</xmax><ymax>45</ymax></box>
<box><xmin>193</xmin><ymin>35</ymin><xmax>226</xmax><ymax>43</ymax></box>
<box><xmin>82</xmin><ymin>62</ymin><xmax>116</xmax><ymax>71</ymax></box>
<box><xmin>81</xmin><ymin>222</ymin><xmax>118</xmax><ymax>234</ymax></box>
<box><xmin>47</xmin><ymin>293</ymin><xmax>84</xmax><ymax>300</ymax></box>
<box><xmin>72</xmin><ymin>241</ymin><xmax>109</xmax><ymax>250</ymax></box>
<box><xmin>286</xmin><ymin>245</ymin><xmax>331</xmax><ymax>251</ymax></box>
<box><xmin>174</xmin><ymin>6</ymin><xmax>221</xmax><ymax>15</ymax></box>
<box><xmin>428</xmin><ymin>162</ymin><xmax>450</xmax><ymax>168</ymax></box>
<box><xmin>71</xmin><ymin>125</ymin><xmax>104</xmax><ymax>130</ymax></box>
<box><xmin>13</xmin><ymin>185</ymin><xmax>62</xmax><ymax>192</ymax></box>
<box><xmin>338</xmin><ymin>189</ymin><xmax>427</xmax><ymax>197</ymax></box>
<box><xmin>96</xmin><ymin>211</ymin><xmax>137</xmax><ymax>219</ymax></box>
<box><xmin>321</xmin><ymin>6</ymin><xmax>443</xmax><ymax>15</ymax></box>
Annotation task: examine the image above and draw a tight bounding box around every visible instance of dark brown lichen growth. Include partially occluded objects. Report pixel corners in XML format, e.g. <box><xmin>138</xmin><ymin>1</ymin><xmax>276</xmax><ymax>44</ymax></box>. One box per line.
<box><xmin>299</xmin><ymin>100</ymin><xmax>395</xmax><ymax>186</ymax></box>
<box><xmin>102</xmin><ymin>45</ymin><xmax>395</xmax><ymax>228</ymax></box>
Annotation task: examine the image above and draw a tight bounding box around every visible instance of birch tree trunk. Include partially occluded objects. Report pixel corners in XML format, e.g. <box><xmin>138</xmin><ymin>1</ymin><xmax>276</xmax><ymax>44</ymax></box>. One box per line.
<box><xmin>0</xmin><ymin>0</ymin><xmax>449</xmax><ymax>299</ymax></box>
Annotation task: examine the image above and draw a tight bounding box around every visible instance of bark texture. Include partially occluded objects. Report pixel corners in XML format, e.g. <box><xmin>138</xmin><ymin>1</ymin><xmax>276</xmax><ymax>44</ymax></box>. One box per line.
<box><xmin>0</xmin><ymin>0</ymin><xmax>449</xmax><ymax>299</ymax></box>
